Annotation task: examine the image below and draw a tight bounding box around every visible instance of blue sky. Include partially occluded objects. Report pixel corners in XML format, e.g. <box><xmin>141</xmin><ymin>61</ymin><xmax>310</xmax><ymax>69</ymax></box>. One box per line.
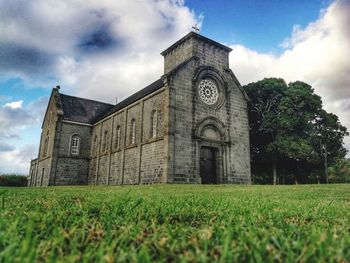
<box><xmin>0</xmin><ymin>0</ymin><xmax>349</xmax><ymax>174</ymax></box>
<box><xmin>187</xmin><ymin>0</ymin><xmax>331</xmax><ymax>53</ymax></box>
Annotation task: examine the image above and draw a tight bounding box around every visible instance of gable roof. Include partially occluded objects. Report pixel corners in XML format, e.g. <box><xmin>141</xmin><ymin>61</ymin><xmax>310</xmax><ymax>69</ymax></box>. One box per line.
<box><xmin>95</xmin><ymin>78</ymin><xmax>164</xmax><ymax>122</ymax></box>
<box><xmin>56</xmin><ymin>78</ymin><xmax>164</xmax><ymax>125</ymax></box>
<box><xmin>59</xmin><ymin>94</ymin><xmax>114</xmax><ymax>124</ymax></box>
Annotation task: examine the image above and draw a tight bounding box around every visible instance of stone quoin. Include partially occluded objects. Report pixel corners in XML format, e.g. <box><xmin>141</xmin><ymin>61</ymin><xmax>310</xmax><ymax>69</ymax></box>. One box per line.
<box><xmin>28</xmin><ymin>32</ymin><xmax>251</xmax><ymax>186</ymax></box>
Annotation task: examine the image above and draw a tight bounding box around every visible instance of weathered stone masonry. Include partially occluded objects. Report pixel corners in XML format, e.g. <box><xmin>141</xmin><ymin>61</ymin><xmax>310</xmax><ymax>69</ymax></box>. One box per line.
<box><xmin>88</xmin><ymin>87</ymin><xmax>167</xmax><ymax>185</ymax></box>
<box><xmin>28</xmin><ymin>32</ymin><xmax>251</xmax><ymax>186</ymax></box>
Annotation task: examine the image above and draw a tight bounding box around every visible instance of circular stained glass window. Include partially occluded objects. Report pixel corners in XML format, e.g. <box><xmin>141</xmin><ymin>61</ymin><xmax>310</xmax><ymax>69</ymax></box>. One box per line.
<box><xmin>198</xmin><ymin>79</ymin><xmax>219</xmax><ymax>105</ymax></box>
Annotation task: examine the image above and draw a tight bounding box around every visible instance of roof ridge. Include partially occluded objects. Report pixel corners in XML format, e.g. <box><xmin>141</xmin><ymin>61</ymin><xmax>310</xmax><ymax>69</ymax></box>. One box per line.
<box><xmin>94</xmin><ymin>78</ymin><xmax>164</xmax><ymax>123</ymax></box>
<box><xmin>60</xmin><ymin>93</ymin><xmax>113</xmax><ymax>106</ymax></box>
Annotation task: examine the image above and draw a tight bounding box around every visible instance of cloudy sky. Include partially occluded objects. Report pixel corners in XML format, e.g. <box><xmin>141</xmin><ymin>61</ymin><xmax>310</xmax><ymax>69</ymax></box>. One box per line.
<box><xmin>0</xmin><ymin>0</ymin><xmax>349</xmax><ymax>174</ymax></box>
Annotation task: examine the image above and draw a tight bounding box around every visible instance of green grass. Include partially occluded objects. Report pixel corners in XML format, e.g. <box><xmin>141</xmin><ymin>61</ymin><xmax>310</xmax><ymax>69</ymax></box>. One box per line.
<box><xmin>0</xmin><ymin>184</ymin><xmax>349</xmax><ymax>262</ymax></box>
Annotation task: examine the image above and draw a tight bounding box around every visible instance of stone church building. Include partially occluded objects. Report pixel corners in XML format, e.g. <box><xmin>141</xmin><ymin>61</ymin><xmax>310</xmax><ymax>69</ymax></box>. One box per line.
<box><xmin>28</xmin><ymin>32</ymin><xmax>251</xmax><ymax>186</ymax></box>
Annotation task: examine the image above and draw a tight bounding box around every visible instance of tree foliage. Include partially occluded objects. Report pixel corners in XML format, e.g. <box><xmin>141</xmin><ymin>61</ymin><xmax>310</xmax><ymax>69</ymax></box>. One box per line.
<box><xmin>329</xmin><ymin>159</ymin><xmax>350</xmax><ymax>183</ymax></box>
<box><xmin>243</xmin><ymin>78</ymin><xmax>348</xmax><ymax>184</ymax></box>
<box><xmin>0</xmin><ymin>174</ymin><xmax>28</xmax><ymax>187</ymax></box>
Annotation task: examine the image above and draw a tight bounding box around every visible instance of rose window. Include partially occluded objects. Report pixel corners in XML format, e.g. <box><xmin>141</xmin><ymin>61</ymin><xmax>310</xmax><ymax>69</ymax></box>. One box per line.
<box><xmin>198</xmin><ymin>79</ymin><xmax>219</xmax><ymax>105</ymax></box>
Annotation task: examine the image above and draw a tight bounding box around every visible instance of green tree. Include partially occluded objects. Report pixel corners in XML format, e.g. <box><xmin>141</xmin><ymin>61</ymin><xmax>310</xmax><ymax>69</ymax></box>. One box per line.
<box><xmin>244</xmin><ymin>78</ymin><xmax>348</xmax><ymax>184</ymax></box>
<box><xmin>328</xmin><ymin>159</ymin><xmax>350</xmax><ymax>183</ymax></box>
<box><xmin>0</xmin><ymin>174</ymin><xmax>28</xmax><ymax>186</ymax></box>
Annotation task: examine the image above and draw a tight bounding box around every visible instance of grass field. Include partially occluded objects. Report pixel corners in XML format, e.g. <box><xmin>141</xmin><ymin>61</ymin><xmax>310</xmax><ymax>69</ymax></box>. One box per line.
<box><xmin>0</xmin><ymin>184</ymin><xmax>349</xmax><ymax>262</ymax></box>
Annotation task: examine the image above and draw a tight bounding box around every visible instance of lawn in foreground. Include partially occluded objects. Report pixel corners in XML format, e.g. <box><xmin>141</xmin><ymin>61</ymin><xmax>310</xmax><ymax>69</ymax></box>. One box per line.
<box><xmin>0</xmin><ymin>184</ymin><xmax>349</xmax><ymax>262</ymax></box>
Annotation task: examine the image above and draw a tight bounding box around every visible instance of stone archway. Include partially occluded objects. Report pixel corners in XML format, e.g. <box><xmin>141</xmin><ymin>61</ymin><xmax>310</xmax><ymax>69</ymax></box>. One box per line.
<box><xmin>195</xmin><ymin>117</ymin><xmax>230</xmax><ymax>184</ymax></box>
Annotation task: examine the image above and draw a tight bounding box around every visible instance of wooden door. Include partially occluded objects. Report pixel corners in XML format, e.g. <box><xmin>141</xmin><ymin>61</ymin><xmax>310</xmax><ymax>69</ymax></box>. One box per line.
<box><xmin>200</xmin><ymin>147</ymin><xmax>217</xmax><ymax>184</ymax></box>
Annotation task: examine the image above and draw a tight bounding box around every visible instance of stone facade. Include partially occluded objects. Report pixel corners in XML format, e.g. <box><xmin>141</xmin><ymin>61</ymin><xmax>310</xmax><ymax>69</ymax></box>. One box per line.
<box><xmin>87</xmin><ymin>88</ymin><xmax>168</xmax><ymax>185</ymax></box>
<box><xmin>28</xmin><ymin>32</ymin><xmax>251</xmax><ymax>186</ymax></box>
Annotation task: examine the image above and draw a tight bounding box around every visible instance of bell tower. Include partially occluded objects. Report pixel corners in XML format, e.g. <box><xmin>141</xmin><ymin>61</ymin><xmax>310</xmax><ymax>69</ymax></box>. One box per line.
<box><xmin>161</xmin><ymin>32</ymin><xmax>232</xmax><ymax>74</ymax></box>
<box><xmin>163</xmin><ymin>32</ymin><xmax>251</xmax><ymax>184</ymax></box>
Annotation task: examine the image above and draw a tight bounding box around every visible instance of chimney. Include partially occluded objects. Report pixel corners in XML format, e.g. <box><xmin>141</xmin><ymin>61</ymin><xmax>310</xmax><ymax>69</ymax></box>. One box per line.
<box><xmin>115</xmin><ymin>97</ymin><xmax>118</xmax><ymax>105</ymax></box>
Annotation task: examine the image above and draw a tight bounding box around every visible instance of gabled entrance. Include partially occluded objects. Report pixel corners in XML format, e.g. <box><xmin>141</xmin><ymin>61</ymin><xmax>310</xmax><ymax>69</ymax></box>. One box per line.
<box><xmin>200</xmin><ymin>147</ymin><xmax>217</xmax><ymax>184</ymax></box>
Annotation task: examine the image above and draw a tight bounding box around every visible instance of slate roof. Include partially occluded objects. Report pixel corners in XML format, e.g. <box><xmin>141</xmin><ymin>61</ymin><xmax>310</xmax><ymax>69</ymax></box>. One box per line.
<box><xmin>95</xmin><ymin>78</ymin><xmax>164</xmax><ymax>122</ymax></box>
<box><xmin>59</xmin><ymin>94</ymin><xmax>114</xmax><ymax>124</ymax></box>
<box><xmin>58</xmin><ymin>78</ymin><xmax>164</xmax><ymax>125</ymax></box>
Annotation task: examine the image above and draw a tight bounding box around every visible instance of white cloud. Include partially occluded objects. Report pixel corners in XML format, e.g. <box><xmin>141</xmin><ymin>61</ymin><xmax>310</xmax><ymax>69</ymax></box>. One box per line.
<box><xmin>3</xmin><ymin>100</ymin><xmax>23</xmax><ymax>109</ymax></box>
<box><xmin>0</xmin><ymin>0</ymin><xmax>201</xmax><ymax>173</ymax></box>
<box><xmin>230</xmin><ymin>0</ymin><xmax>350</xmax><ymax>156</ymax></box>
<box><xmin>0</xmin><ymin>0</ymin><xmax>201</xmax><ymax>102</ymax></box>
<box><xmin>54</xmin><ymin>0</ymin><xmax>201</xmax><ymax>102</ymax></box>
<box><xmin>0</xmin><ymin>101</ymin><xmax>33</xmax><ymax>139</ymax></box>
<box><xmin>0</xmin><ymin>144</ymin><xmax>38</xmax><ymax>174</ymax></box>
<box><xmin>0</xmin><ymin>98</ymin><xmax>47</xmax><ymax>174</ymax></box>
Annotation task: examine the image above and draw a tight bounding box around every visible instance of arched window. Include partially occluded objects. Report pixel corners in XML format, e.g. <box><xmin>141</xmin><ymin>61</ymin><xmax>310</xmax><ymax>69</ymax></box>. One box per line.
<box><xmin>102</xmin><ymin>130</ymin><xmax>109</xmax><ymax>152</ymax></box>
<box><xmin>151</xmin><ymin>110</ymin><xmax>157</xmax><ymax>138</ymax></box>
<box><xmin>115</xmin><ymin>125</ymin><xmax>121</xmax><ymax>149</ymax></box>
<box><xmin>70</xmin><ymin>135</ymin><xmax>80</xmax><ymax>155</ymax></box>
<box><xmin>130</xmin><ymin>119</ymin><xmax>136</xmax><ymax>144</ymax></box>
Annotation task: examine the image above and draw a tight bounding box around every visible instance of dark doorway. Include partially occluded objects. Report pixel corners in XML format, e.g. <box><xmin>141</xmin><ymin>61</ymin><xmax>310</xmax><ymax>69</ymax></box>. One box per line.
<box><xmin>200</xmin><ymin>147</ymin><xmax>217</xmax><ymax>184</ymax></box>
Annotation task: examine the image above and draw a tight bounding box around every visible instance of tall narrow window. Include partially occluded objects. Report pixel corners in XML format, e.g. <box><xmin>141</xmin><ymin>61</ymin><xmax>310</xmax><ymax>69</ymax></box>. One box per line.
<box><xmin>93</xmin><ymin>135</ymin><xmax>98</xmax><ymax>156</ymax></box>
<box><xmin>48</xmin><ymin>112</ymin><xmax>52</xmax><ymax>124</ymax></box>
<box><xmin>151</xmin><ymin>110</ymin><xmax>157</xmax><ymax>138</ymax></box>
<box><xmin>41</xmin><ymin>168</ymin><xmax>45</xmax><ymax>186</ymax></box>
<box><xmin>130</xmin><ymin>119</ymin><xmax>136</xmax><ymax>144</ymax></box>
<box><xmin>115</xmin><ymin>126</ymin><xmax>121</xmax><ymax>149</ymax></box>
<box><xmin>103</xmin><ymin>130</ymin><xmax>109</xmax><ymax>152</ymax></box>
<box><xmin>70</xmin><ymin>135</ymin><xmax>80</xmax><ymax>155</ymax></box>
<box><xmin>43</xmin><ymin>130</ymin><xmax>49</xmax><ymax>157</ymax></box>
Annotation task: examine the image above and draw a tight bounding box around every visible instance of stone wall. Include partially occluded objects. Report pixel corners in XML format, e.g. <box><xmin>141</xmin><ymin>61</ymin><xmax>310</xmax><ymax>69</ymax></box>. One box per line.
<box><xmin>88</xmin><ymin>88</ymin><xmax>168</xmax><ymax>185</ymax></box>
<box><xmin>140</xmin><ymin>140</ymin><xmax>165</xmax><ymax>183</ymax></box>
<box><xmin>29</xmin><ymin>87</ymin><xmax>93</xmax><ymax>186</ymax></box>
<box><xmin>52</xmin><ymin>122</ymin><xmax>91</xmax><ymax>185</ymax></box>
<box><xmin>163</xmin><ymin>35</ymin><xmax>230</xmax><ymax>74</ymax></box>
<box><xmin>108</xmin><ymin>151</ymin><xmax>123</xmax><ymax>184</ymax></box>
<box><xmin>123</xmin><ymin>147</ymin><xmax>139</xmax><ymax>184</ymax></box>
<box><xmin>164</xmin><ymin>37</ymin><xmax>194</xmax><ymax>74</ymax></box>
<box><xmin>31</xmin><ymin>89</ymin><xmax>60</xmax><ymax>186</ymax></box>
<box><xmin>165</xmin><ymin>35</ymin><xmax>251</xmax><ymax>184</ymax></box>
<box><xmin>225</xmin><ymin>71</ymin><xmax>251</xmax><ymax>183</ymax></box>
<box><xmin>28</xmin><ymin>159</ymin><xmax>38</xmax><ymax>186</ymax></box>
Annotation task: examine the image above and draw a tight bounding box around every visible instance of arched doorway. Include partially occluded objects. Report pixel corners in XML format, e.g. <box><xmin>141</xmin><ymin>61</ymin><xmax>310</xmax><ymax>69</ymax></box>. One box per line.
<box><xmin>195</xmin><ymin>117</ymin><xmax>229</xmax><ymax>184</ymax></box>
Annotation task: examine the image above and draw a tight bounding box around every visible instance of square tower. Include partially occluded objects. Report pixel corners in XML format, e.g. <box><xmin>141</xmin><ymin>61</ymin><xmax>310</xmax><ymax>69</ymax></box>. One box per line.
<box><xmin>162</xmin><ymin>32</ymin><xmax>251</xmax><ymax>184</ymax></box>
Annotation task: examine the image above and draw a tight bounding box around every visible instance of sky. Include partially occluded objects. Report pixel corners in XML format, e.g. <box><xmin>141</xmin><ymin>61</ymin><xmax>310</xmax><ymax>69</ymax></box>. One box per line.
<box><xmin>0</xmin><ymin>0</ymin><xmax>349</xmax><ymax>174</ymax></box>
